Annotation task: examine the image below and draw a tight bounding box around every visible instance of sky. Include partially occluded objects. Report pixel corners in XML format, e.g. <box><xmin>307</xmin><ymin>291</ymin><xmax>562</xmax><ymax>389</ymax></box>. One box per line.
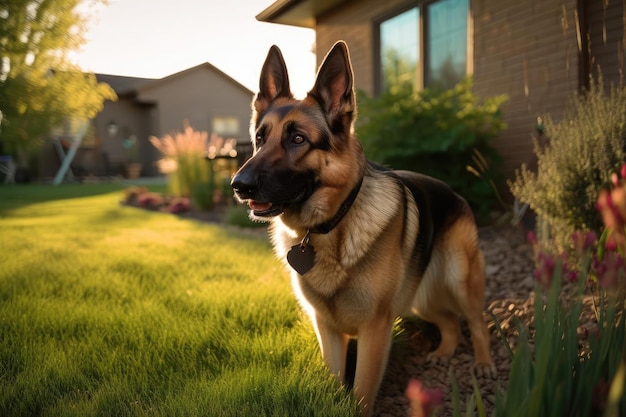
<box><xmin>72</xmin><ymin>0</ymin><xmax>317</xmax><ymax>97</ymax></box>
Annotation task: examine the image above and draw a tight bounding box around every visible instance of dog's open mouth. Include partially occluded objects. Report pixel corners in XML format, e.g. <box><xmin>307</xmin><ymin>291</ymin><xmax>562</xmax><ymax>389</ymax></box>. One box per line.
<box><xmin>248</xmin><ymin>200</ymin><xmax>284</xmax><ymax>217</ymax></box>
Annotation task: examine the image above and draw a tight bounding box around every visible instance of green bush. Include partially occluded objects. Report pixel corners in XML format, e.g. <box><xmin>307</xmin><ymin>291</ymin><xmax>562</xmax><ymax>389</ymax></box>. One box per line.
<box><xmin>356</xmin><ymin>78</ymin><xmax>507</xmax><ymax>220</ymax></box>
<box><xmin>509</xmin><ymin>78</ymin><xmax>626</xmax><ymax>250</ymax></box>
<box><xmin>192</xmin><ymin>181</ymin><xmax>215</xmax><ymax>211</ymax></box>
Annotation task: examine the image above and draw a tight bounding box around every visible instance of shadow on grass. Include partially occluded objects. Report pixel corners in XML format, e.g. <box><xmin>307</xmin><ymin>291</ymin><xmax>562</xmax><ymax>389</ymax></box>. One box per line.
<box><xmin>0</xmin><ymin>183</ymin><xmax>167</xmax><ymax>214</ymax></box>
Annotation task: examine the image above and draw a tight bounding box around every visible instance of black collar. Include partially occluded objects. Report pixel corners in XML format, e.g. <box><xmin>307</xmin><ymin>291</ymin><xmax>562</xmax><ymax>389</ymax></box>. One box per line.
<box><xmin>309</xmin><ymin>177</ymin><xmax>363</xmax><ymax>234</ymax></box>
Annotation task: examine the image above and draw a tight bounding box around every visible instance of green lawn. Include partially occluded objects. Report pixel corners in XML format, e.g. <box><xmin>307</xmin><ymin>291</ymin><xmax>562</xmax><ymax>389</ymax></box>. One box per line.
<box><xmin>0</xmin><ymin>184</ymin><xmax>358</xmax><ymax>417</ymax></box>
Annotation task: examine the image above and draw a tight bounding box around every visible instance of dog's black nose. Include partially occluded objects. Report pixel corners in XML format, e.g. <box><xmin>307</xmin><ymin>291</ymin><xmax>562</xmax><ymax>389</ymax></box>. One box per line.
<box><xmin>231</xmin><ymin>171</ymin><xmax>257</xmax><ymax>199</ymax></box>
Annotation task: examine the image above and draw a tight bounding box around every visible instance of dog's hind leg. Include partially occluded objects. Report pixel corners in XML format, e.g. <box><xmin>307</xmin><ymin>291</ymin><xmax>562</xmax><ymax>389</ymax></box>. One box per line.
<box><xmin>458</xmin><ymin>251</ymin><xmax>497</xmax><ymax>378</ymax></box>
<box><xmin>423</xmin><ymin>310</ymin><xmax>461</xmax><ymax>363</ymax></box>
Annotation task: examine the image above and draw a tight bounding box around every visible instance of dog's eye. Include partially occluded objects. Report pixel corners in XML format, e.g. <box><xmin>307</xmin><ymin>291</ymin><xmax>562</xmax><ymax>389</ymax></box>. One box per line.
<box><xmin>255</xmin><ymin>132</ymin><xmax>264</xmax><ymax>146</ymax></box>
<box><xmin>292</xmin><ymin>134</ymin><xmax>305</xmax><ymax>145</ymax></box>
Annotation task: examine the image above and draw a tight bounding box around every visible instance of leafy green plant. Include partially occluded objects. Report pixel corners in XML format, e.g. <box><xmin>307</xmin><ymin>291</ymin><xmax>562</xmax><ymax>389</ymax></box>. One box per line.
<box><xmin>356</xmin><ymin>77</ymin><xmax>507</xmax><ymax>220</ymax></box>
<box><xmin>509</xmin><ymin>78</ymin><xmax>626</xmax><ymax>250</ymax></box>
<box><xmin>191</xmin><ymin>181</ymin><xmax>215</xmax><ymax>211</ymax></box>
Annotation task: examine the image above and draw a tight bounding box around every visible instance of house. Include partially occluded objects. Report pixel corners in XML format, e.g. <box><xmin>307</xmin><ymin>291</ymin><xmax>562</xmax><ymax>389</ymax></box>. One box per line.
<box><xmin>40</xmin><ymin>62</ymin><xmax>254</xmax><ymax>179</ymax></box>
<box><xmin>257</xmin><ymin>0</ymin><xmax>625</xmax><ymax>185</ymax></box>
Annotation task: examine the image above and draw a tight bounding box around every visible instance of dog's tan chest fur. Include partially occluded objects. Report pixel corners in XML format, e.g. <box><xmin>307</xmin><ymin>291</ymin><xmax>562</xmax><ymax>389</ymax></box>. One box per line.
<box><xmin>271</xmin><ymin>174</ymin><xmax>419</xmax><ymax>334</ymax></box>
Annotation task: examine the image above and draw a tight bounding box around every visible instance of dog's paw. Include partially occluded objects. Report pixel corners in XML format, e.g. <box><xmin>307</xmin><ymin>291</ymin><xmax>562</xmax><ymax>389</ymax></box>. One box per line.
<box><xmin>473</xmin><ymin>362</ymin><xmax>497</xmax><ymax>379</ymax></box>
<box><xmin>426</xmin><ymin>352</ymin><xmax>451</xmax><ymax>366</ymax></box>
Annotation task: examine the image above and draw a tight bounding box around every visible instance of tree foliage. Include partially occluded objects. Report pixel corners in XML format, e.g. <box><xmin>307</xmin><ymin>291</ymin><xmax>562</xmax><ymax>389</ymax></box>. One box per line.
<box><xmin>0</xmin><ymin>0</ymin><xmax>116</xmax><ymax>163</ymax></box>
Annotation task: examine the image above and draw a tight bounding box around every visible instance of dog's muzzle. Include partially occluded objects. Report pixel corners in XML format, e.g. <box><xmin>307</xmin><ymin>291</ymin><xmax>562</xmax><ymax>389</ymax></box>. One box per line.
<box><xmin>232</xmin><ymin>171</ymin><xmax>278</xmax><ymax>217</ymax></box>
<box><xmin>231</xmin><ymin>167</ymin><xmax>316</xmax><ymax>218</ymax></box>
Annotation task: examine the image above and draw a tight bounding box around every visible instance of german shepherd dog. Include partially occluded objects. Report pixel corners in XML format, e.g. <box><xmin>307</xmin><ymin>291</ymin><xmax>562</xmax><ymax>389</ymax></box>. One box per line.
<box><xmin>231</xmin><ymin>41</ymin><xmax>496</xmax><ymax>416</ymax></box>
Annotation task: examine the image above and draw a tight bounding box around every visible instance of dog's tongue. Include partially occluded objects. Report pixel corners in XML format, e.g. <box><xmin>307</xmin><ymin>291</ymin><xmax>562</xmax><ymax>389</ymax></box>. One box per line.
<box><xmin>249</xmin><ymin>201</ymin><xmax>272</xmax><ymax>212</ymax></box>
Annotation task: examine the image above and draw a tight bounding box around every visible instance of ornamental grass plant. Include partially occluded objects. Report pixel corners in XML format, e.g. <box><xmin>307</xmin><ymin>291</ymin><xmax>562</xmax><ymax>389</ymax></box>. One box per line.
<box><xmin>149</xmin><ymin>121</ymin><xmax>212</xmax><ymax>200</ymax></box>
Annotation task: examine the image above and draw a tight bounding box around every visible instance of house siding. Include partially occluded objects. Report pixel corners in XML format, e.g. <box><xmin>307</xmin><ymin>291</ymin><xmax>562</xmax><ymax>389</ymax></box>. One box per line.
<box><xmin>314</xmin><ymin>0</ymin><xmax>580</xmax><ymax>188</ymax></box>
<box><xmin>137</xmin><ymin>69</ymin><xmax>253</xmax><ymax>144</ymax></box>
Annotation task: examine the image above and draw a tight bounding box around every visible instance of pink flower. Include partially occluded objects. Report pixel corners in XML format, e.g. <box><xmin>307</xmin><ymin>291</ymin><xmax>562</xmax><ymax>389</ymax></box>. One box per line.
<box><xmin>597</xmin><ymin>184</ymin><xmax>626</xmax><ymax>252</ymax></box>
<box><xmin>168</xmin><ymin>197</ymin><xmax>191</xmax><ymax>213</ymax></box>
<box><xmin>594</xmin><ymin>252</ymin><xmax>625</xmax><ymax>288</ymax></box>
<box><xmin>620</xmin><ymin>163</ymin><xmax>626</xmax><ymax>180</ymax></box>
<box><xmin>592</xmin><ymin>379</ymin><xmax>610</xmax><ymax>414</ymax></box>
<box><xmin>611</xmin><ymin>173</ymin><xmax>620</xmax><ymax>187</ymax></box>
<box><xmin>566</xmin><ymin>269</ymin><xmax>579</xmax><ymax>283</ymax></box>
<box><xmin>572</xmin><ymin>230</ymin><xmax>597</xmax><ymax>255</ymax></box>
<box><xmin>534</xmin><ymin>251</ymin><xmax>556</xmax><ymax>289</ymax></box>
<box><xmin>605</xmin><ymin>236</ymin><xmax>618</xmax><ymax>252</ymax></box>
<box><xmin>137</xmin><ymin>192</ymin><xmax>164</xmax><ymax>209</ymax></box>
<box><xmin>406</xmin><ymin>379</ymin><xmax>444</xmax><ymax>417</ymax></box>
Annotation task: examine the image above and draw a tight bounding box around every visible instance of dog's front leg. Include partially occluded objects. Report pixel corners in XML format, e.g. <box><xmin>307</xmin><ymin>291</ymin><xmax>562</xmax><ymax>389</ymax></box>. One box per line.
<box><xmin>313</xmin><ymin>313</ymin><xmax>350</xmax><ymax>383</ymax></box>
<box><xmin>353</xmin><ymin>314</ymin><xmax>394</xmax><ymax>417</ymax></box>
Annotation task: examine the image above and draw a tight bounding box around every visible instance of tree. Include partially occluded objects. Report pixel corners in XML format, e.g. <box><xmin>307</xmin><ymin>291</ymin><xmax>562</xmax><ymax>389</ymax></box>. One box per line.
<box><xmin>0</xmin><ymin>0</ymin><xmax>116</xmax><ymax>167</ymax></box>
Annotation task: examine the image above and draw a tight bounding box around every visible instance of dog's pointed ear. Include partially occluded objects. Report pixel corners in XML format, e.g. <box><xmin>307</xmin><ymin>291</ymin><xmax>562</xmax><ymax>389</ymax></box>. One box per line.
<box><xmin>309</xmin><ymin>41</ymin><xmax>355</xmax><ymax>128</ymax></box>
<box><xmin>254</xmin><ymin>45</ymin><xmax>293</xmax><ymax>114</ymax></box>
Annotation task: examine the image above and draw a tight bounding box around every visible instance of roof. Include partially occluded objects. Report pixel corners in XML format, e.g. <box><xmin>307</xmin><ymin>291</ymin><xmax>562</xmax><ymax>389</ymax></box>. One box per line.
<box><xmin>135</xmin><ymin>62</ymin><xmax>253</xmax><ymax>97</ymax></box>
<box><xmin>95</xmin><ymin>73</ymin><xmax>156</xmax><ymax>95</ymax></box>
<box><xmin>96</xmin><ymin>62</ymin><xmax>253</xmax><ymax>99</ymax></box>
<box><xmin>256</xmin><ymin>0</ymin><xmax>348</xmax><ymax>28</ymax></box>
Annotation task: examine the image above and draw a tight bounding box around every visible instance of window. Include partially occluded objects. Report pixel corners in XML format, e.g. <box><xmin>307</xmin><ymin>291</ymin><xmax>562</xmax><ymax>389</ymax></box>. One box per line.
<box><xmin>377</xmin><ymin>0</ymin><xmax>469</xmax><ymax>93</ymax></box>
<box><xmin>212</xmin><ymin>116</ymin><xmax>240</xmax><ymax>138</ymax></box>
<box><xmin>379</xmin><ymin>7</ymin><xmax>420</xmax><ymax>93</ymax></box>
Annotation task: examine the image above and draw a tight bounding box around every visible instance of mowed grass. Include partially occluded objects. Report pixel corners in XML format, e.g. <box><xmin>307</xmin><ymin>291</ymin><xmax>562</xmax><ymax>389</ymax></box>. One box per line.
<box><xmin>0</xmin><ymin>184</ymin><xmax>358</xmax><ymax>417</ymax></box>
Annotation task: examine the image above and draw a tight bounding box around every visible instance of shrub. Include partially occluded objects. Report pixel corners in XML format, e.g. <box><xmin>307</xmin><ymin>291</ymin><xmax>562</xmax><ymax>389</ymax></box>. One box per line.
<box><xmin>356</xmin><ymin>77</ymin><xmax>507</xmax><ymax>220</ymax></box>
<box><xmin>509</xmin><ymin>78</ymin><xmax>626</xmax><ymax>250</ymax></box>
<box><xmin>191</xmin><ymin>181</ymin><xmax>215</xmax><ymax>212</ymax></box>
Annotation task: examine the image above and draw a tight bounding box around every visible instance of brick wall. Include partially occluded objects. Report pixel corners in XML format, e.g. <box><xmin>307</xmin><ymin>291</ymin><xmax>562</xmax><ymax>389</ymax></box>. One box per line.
<box><xmin>472</xmin><ymin>0</ymin><xmax>579</xmax><ymax>184</ymax></box>
<box><xmin>583</xmin><ymin>0</ymin><xmax>625</xmax><ymax>86</ymax></box>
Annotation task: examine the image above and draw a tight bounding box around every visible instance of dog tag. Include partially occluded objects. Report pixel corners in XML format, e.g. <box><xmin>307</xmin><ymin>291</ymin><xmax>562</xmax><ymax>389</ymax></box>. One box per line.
<box><xmin>287</xmin><ymin>243</ymin><xmax>316</xmax><ymax>275</ymax></box>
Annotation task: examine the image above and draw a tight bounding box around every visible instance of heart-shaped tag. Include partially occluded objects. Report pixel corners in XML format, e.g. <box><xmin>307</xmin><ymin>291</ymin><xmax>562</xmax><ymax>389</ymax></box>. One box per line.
<box><xmin>287</xmin><ymin>243</ymin><xmax>316</xmax><ymax>275</ymax></box>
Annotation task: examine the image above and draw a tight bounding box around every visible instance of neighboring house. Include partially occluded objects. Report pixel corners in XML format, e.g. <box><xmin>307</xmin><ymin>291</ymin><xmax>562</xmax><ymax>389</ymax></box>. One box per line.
<box><xmin>40</xmin><ymin>62</ymin><xmax>254</xmax><ymax>179</ymax></box>
<box><xmin>257</xmin><ymin>0</ymin><xmax>625</xmax><ymax>184</ymax></box>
